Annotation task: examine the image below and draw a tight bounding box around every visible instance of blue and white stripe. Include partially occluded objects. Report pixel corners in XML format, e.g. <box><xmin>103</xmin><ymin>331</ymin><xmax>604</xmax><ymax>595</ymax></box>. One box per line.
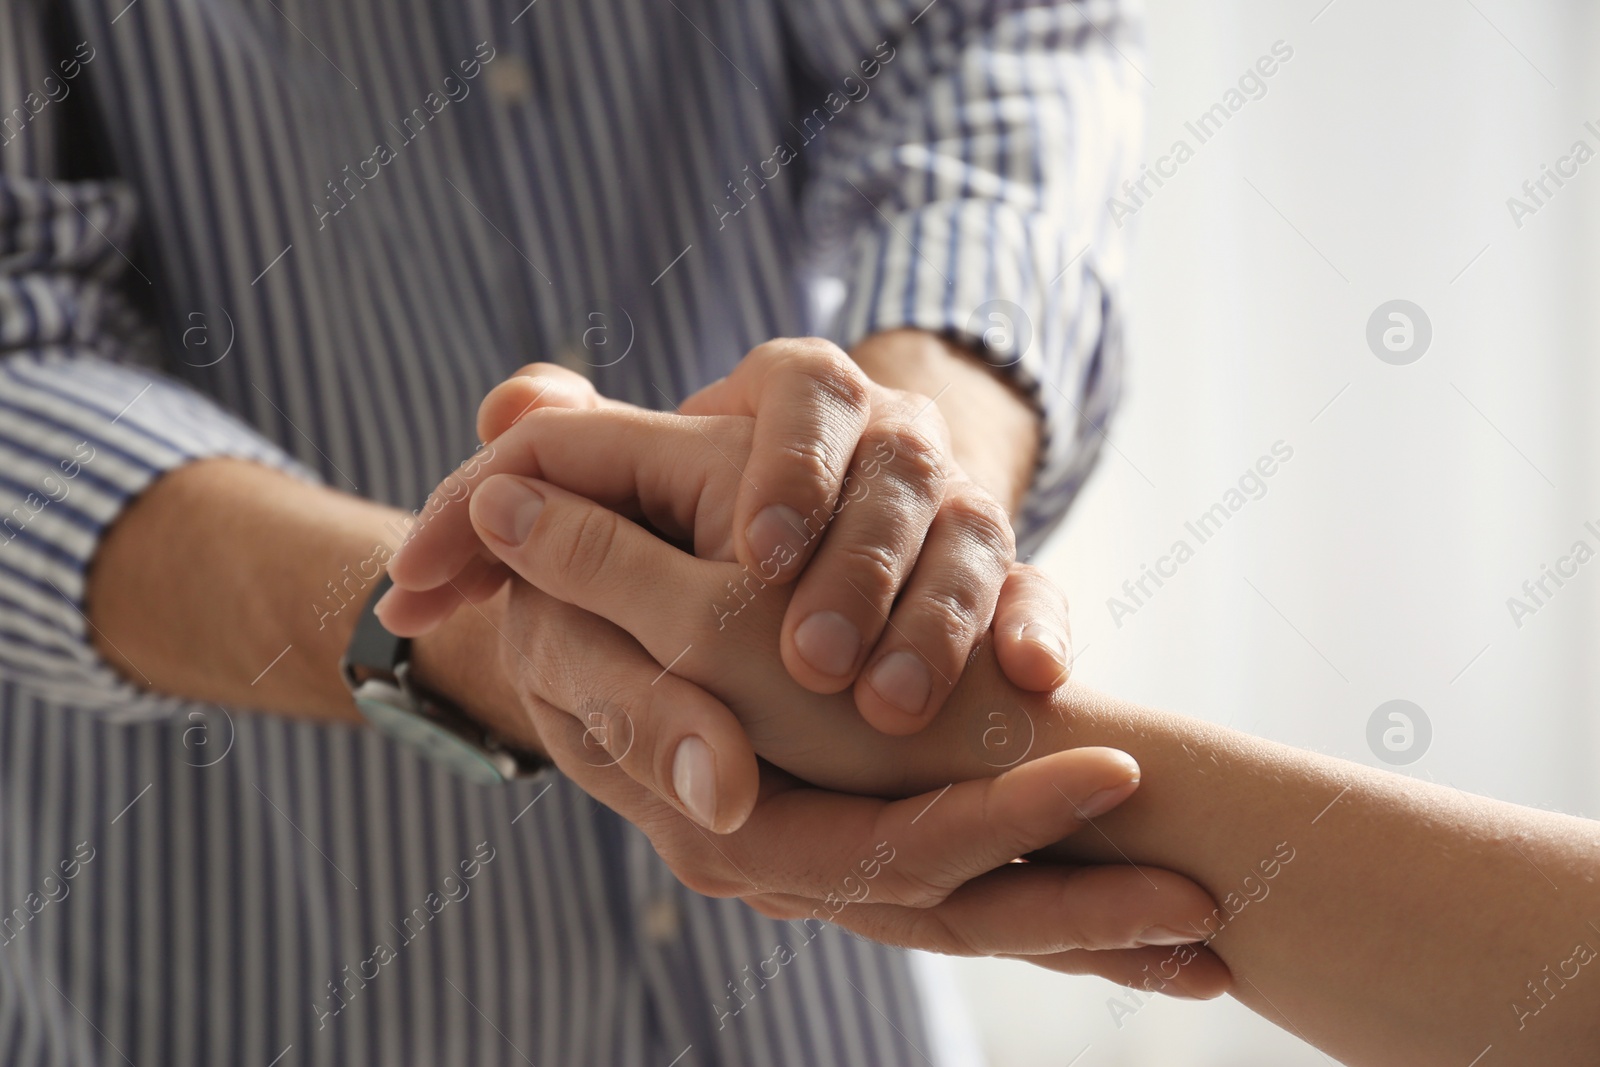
<box><xmin>0</xmin><ymin>0</ymin><xmax>1141</xmax><ymax>1063</ymax></box>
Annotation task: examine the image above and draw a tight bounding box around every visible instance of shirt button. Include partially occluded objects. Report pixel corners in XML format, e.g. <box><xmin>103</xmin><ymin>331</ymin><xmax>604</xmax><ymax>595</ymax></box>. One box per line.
<box><xmin>487</xmin><ymin>55</ymin><xmax>535</xmax><ymax>105</ymax></box>
<box><xmin>643</xmin><ymin>895</ymin><xmax>680</xmax><ymax>944</ymax></box>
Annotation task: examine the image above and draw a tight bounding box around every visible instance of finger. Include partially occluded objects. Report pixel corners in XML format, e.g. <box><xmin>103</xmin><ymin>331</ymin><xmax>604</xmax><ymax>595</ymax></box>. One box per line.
<box><xmin>475</xmin><ymin>363</ymin><xmax>601</xmax><ymax>442</ymax></box>
<box><xmin>688</xmin><ymin>338</ymin><xmax>873</xmax><ymax>583</ymax></box>
<box><xmin>992</xmin><ymin>564</ymin><xmax>1073</xmax><ymax>692</ymax></box>
<box><xmin>852</xmin><ymin>481</ymin><xmax>1013</xmax><ymax>734</ymax></box>
<box><xmin>469</xmin><ymin>474</ymin><xmax>732</xmax><ymax>667</ymax></box>
<box><xmin>528</xmin><ymin>698</ymin><xmax>796</xmax><ymax>900</ymax></box>
<box><xmin>381</xmin><ymin>365</ymin><xmax>608</xmax><ymax>636</ymax></box>
<box><xmin>857</xmin><ymin>746</ymin><xmax>1144</xmax><ymax>905</ymax></box>
<box><xmin>1002</xmin><ymin>944</ymin><xmax>1233</xmax><ymax>1000</ymax></box>
<box><xmin>779</xmin><ymin>413</ymin><xmax>949</xmax><ymax>693</ymax></box>
<box><xmin>389</xmin><ymin>407</ymin><xmax>744</xmax><ymax>593</ymax></box>
<box><xmin>731</xmin><ymin>747</ymin><xmax>1146</xmax><ymax>908</ymax></box>
<box><xmin>375</xmin><ymin>553</ymin><xmax>507</xmax><ymax>637</ymax></box>
<box><xmin>498</xmin><ymin>583</ymin><xmax>759</xmax><ymax>834</ymax></box>
<box><xmin>823</xmin><ymin>862</ymin><xmax>1218</xmax><ymax>956</ymax></box>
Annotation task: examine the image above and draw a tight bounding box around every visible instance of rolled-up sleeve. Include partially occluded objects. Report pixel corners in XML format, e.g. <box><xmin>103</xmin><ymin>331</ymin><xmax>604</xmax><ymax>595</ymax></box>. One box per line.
<box><xmin>782</xmin><ymin>0</ymin><xmax>1144</xmax><ymax>552</ymax></box>
<box><xmin>1</xmin><ymin>9</ymin><xmax>305</xmax><ymax>718</ymax></box>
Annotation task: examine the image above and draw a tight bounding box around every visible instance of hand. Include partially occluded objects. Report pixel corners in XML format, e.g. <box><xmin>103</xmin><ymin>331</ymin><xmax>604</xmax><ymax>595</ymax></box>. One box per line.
<box><xmin>449</xmin><ymin>408</ymin><xmax>1229</xmax><ymax>990</ymax></box>
<box><xmin>679</xmin><ymin>337</ymin><xmax>1070</xmax><ymax>734</ymax></box>
<box><xmin>383</xmin><ymin>345</ymin><xmax>1071</xmax><ymax>738</ymax></box>
<box><xmin>386</xmin><ymin>402</ymin><xmax>1022</xmax><ymax>796</ymax></box>
<box><xmin>508</xmin><ymin>579</ymin><xmax>1227</xmax><ymax>998</ymax></box>
<box><xmin>400</xmin><ymin>401</ymin><xmax>1229</xmax><ymax>992</ymax></box>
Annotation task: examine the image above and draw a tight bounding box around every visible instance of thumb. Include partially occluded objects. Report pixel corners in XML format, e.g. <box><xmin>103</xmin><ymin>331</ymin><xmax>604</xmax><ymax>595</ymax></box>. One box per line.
<box><xmin>469</xmin><ymin>474</ymin><xmax>733</xmax><ymax>667</ymax></box>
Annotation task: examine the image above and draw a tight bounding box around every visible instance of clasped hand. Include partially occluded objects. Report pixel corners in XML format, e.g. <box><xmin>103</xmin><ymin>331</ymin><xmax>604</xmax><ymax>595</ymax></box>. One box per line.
<box><xmin>381</xmin><ymin>342</ymin><xmax>1230</xmax><ymax>998</ymax></box>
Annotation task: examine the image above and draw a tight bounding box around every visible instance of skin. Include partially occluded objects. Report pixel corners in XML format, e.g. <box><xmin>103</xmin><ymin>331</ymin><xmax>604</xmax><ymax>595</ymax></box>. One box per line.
<box><xmin>382</xmin><ymin>335</ymin><xmax>1072</xmax><ymax>734</ymax></box>
<box><xmin>382</xmin><ymin>337</ymin><xmax>1075</xmax><ymax>830</ymax></box>
<box><xmin>85</xmin><ymin>332</ymin><xmax>1224</xmax><ymax>998</ymax></box>
<box><xmin>397</xmin><ymin>405</ymin><xmax>1600</xmax><ymax>1067</ymax></box>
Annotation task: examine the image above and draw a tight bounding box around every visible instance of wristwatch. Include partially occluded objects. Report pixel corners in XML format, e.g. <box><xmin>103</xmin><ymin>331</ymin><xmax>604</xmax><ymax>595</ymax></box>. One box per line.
<box><xmin>340</xmin><ymin>574</ymin><xmax>548</xmax><ymax>784</ymax></box>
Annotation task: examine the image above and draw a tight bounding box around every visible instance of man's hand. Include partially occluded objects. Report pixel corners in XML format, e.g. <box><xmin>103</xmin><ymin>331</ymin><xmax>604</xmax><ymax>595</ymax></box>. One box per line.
<box><xmin>677</xmin><ymin>336</ymin><xmax>1068</xmax><ymax>734</ymax></box>
<box><xmin>507</xmin><ymin>581</ymin><xmax>1227</xmax><ymax>997</ymax></box>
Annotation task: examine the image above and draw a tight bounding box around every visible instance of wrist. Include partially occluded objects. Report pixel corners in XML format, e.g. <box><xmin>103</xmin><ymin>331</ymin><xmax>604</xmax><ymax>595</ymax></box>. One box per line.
<box><xmin>407</xmin><ymin>583</ymin><xmax>546</xmax><ymax>759</ymax></box>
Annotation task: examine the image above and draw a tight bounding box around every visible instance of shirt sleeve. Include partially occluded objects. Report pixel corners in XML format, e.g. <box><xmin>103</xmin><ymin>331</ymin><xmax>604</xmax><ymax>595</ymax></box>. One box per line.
<box><xmin>0</xmin><ymin>6</ymin><xmax>308</xmax><ymax>719</ymax></box>
<box><xmin>779</xmin><ymin>0</ymin><xmax>1144</xmax><ymax>553</ymax></box>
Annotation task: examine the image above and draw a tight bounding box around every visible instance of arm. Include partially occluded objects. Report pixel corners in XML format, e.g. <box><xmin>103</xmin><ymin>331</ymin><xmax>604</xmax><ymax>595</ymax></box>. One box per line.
<box><xmin>0</xmin><ymin>7</ymin><xmax>381</xmax><ymax>722</ymax></box>
<box><xmin>779</xmin><ymin>0</ymin><xmax>1142</xmax><ymax>554</ymax></box>
<box><xmin>437</xmin><ymin>408</ymin><xmax>1600</xmax><ymax>1067</ymax></box>
<box><xmin>86</xmin><ymin>456</ymin><xmax>535</xmax><ymax>750</ymax></box>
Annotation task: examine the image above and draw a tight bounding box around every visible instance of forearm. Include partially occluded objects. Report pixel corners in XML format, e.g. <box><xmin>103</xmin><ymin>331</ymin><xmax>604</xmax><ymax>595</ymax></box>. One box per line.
<box><xmin>86</xmin><ymin>458</ymin><xmax>536</xmax><ymax>750</ymax></box>
<box><xmin>706</xmin><ymin>611</ymin><xmax>1600</xmax><ymax>1063</ymax></box>
<box><xmin>863</xmin><ymin>654</ymin><xmax>1600</xmax><ymax>1064</ymax></box>
<box><xmin>1028</xmin><ymin>689</ymin><xmax>1600</xmax><ymax>1065</ymax></box>
<box><xmin>850</xmin><ymin>328</ymin><xmax>1038</xmax><ymax>513</ymax></box>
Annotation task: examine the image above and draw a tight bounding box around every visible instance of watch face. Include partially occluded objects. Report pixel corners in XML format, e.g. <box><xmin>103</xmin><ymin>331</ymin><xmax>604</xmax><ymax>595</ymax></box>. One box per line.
<box><xmin>354</xmin><ymin>689</ymin><xmax>510</xmax><ymax>786</ymax></box>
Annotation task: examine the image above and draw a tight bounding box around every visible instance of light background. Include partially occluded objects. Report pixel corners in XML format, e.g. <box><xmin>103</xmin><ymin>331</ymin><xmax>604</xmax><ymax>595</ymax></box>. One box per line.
<box><xmin>935</xmin><ymin>0</ymin><xmax>1600</xmax><ymax>1063</ymax></box>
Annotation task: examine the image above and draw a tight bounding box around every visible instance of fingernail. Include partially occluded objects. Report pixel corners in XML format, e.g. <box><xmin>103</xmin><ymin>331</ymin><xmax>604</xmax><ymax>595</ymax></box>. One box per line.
<box><xmin>1021</xmin><ymin>621</ymin><xmax>1068</xmax><ymax>668</ymax></box>
<box><xmin>372</xmin><ymin>585</ymin><xmax>398</xmax><ymax>624</ymax></box>
<box><xmin>746</xmin><ymin>505</ymin><xmax>805</xmax><ymax>571</ymax></box>
<box><xmin>474</xmin><ymin>477</ymin><xmax>544</xmax><ymax>545</ymax></box>
<box><xmin>793</xmin><ymin>611</ymin><xmax>862</xmax><ymax>678</ymax></box>
<box><xmin>672</xmin><ymin>735</ymin><xmax>718</xmax><ymax>831</ymax></box>
<box><xmin>1076</xmin><ymin>778</ymin><xmax>1138</xmax><ymax>820</ymax></box>
<box><xmin>867</xmin><ymin>652</ymin><xmax>932</xmax><ymax>715</ymax></box>
<box><xmin>1138</xmin><ymin>925</ymin><xmax>1201</xmax><ymax>947</ymax></box>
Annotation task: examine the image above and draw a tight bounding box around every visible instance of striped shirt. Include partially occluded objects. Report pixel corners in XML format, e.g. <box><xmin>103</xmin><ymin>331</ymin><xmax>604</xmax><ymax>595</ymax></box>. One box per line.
<box><xmin>0</xmin><ymin>0</ymin><xmax>1140</xmax><ymax>1064</ymax></box>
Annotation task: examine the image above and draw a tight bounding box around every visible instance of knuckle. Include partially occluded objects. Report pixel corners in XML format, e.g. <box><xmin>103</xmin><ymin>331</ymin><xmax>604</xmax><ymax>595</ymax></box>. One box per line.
<box><xmin>837</xmin><ymin>539</ymin><xmax>904</xmax><ymax>597</ymax></box>
<box><xmin>552</xmin><ymin>505</ymin><xmax>620</xmax><ymax>590</ymax></box>
<box><xmin>797</xmin><ymin>354</ymin><xmax>872</xmax><ymax>417</ymax></box>
<box><xmin>913</xmin><ymin>909</ymin><xmax>982</xmax><ymax>957</ymax></box>
<box><xmin>941</xmin><ymin>490</ymin><xmax>1017</xmax><ymax>562</ymax></box>
<box><xmin>667</xmin><ymin>856</ymin><xmax>746</xmax><ymax>899</ymax></box>
<box><xmin>889</xmin><ymin>387</ymin><xmax>950</xmax><ymax>432</ymax></box>
<box><xmin>912</xmin><ymin>587</ymin><xmax>984</xmax><ymax>646</ymax></box>
<box><xmin>1010</xmin><ymin>561</ymin><xmax>1069</xmax><ymax>614</ymax></box>
<box><xmin>573</xmin><ymin>679</ymin><xmax>648</xmax><ymax>751</ymax></box>
<box><xmin>868</xmin><ymin>424</ymin><xmax>948</xmax><ymax>502</ymax></box>
<box><xmin>769</xmin><ymin>434</ymin><xmax>840</xmax><ymax>498</ymax></box>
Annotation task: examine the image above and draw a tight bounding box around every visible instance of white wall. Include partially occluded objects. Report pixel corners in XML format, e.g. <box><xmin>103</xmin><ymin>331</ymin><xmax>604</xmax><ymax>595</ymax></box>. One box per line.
<box><xmin>944</xmin><ymin>1</ymin><xmax>1600</xmax><ymax>1062</ymax></box>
